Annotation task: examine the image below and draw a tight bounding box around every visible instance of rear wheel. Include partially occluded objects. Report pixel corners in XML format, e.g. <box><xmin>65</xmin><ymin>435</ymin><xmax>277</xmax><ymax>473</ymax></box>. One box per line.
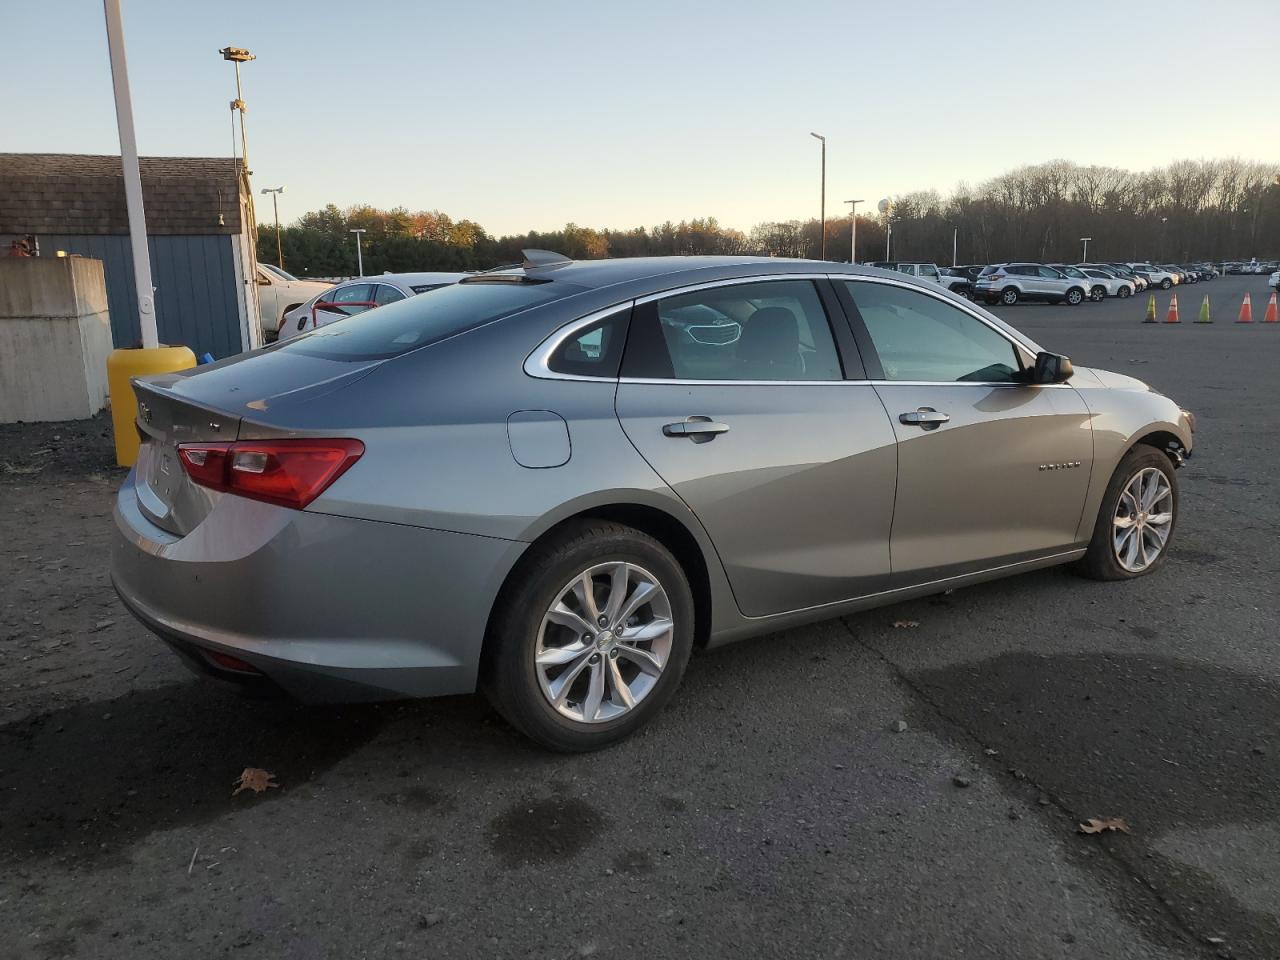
<box><xmin>1001</xmin><ymin>287</ymin><xmax>1019</xmax><ymax>305</ymax></box>
<box><xmin>481</xmin><ymin>521</ymin><xmax>694</xmax><ymax>752</ymax></box>
<box><xmin>1089</xmin><ymin>285</ymin><xmax>1106</xmax><ymax>302</ymax></box>
<box><xmin>1077</xmin><ymin>445</ymin><xmax>1178</xmax><ymax>581</ymax></box>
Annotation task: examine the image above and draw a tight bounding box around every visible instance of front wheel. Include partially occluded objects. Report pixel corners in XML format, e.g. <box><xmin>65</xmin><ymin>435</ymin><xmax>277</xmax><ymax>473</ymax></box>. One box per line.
<box><xmin>1161</xmin><ymin>278</ymin><xmax>1173</xmax><ymax>290</ymax></box>
<box><xmin>1118</xmin><ymin>285</ymin><xmax>1133</xmax><ymax>299</ymax></box>
<box><xmin>481</xmin><ymin>521</ymin><xmax>695</xmax><ymax>751</ymax></box>
<box><xmin>1065</xmin><ymin>287</ymin><xmax>1084</xmax><ymax>305</ymax></box>
<box><xmin>1076</xmin><ymin>445</ymin><xmax>1178</xmax><ymax>581</ymax></box>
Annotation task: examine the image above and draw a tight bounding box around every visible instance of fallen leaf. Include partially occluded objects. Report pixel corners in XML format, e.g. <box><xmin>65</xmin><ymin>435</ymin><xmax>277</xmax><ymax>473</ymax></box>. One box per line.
<box><xmin>232</xmin><ymin>767</ymin><xmax>279</xmax><ymax>796</ymax></box>
<box><xmin>1078</xmin><ymin>817</ymin><xmax>1131</xmax><ymax>835</ymax></box>
<box><xmin>892</xmin><ymin>620</ymin><xmax>919</xmax><ymax>629</ymax></box>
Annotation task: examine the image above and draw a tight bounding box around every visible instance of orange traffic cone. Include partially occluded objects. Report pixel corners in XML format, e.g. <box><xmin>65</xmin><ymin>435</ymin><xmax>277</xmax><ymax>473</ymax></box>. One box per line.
<box><xmin>1237</xmin><ymin>293</ymin><xmax>1254</xmax><ymax>323</ymax></box>
<box><xmin>1264</xmin><ymin>291</ymin><xmax>1279</xmax><ymax>323</ymax></box>
<box><xmin>1165</xmin><ymin>294</ymin><xmax>1180</xmax><ymax>324</ymax></box>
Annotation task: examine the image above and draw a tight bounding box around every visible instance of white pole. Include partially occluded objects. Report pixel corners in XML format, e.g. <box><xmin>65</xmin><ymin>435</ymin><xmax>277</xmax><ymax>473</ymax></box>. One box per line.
<box><xmin>952</xmin><ymin>227</ymin><xmax>958</xmax><ymax>266</ymax></box>
<box><xmin>845</xmin><ymin>200</ymin><xmax>862</xmax><ymax>264</ymax></box>
<box><xmin>103</xmin><ymin>0</ymin><xmax>158</xmax><ymax>349</ymax></box>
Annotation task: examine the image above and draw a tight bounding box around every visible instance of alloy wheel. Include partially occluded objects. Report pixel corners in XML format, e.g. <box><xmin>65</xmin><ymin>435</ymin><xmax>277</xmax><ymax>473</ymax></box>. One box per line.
<box><xmin>1112</xmin><ymin>467</ymin><xmax>1174</xmax><ymax>573</ymax></box>
<box><xmin>534</xmin><ymin>562</ymin><xmax>674</xmax><ymax>723</ymax></box>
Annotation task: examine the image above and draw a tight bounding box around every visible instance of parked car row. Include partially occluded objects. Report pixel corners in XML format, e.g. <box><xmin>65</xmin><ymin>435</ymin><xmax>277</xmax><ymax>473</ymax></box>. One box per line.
<box><xmin>1223</xmin><ymin>260</ymin><xmax>1280</xmax><ymax>275</ymax></box>
<box><xmin>868</xmin><ymin>259</ymin><xmax>1238</xmax><ymax>306</ymax></box>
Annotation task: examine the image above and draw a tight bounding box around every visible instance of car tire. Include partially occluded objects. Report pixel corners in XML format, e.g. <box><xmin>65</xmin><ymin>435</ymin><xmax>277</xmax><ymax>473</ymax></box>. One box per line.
<box><xmin>1161</xmin><ymin>278</ymin><xmax>1173</xmax><ymax>290</ymax></box>
<box><xmin>1066</xmin><ymin>287</ymin><xmax>1084</xmax><ymax>305</ymax></box>
<box><xmin>1118</xmin><ymin>285</ymin><xmax>1133</xmax><ymax>299</ymax></box>
<box><xmin>1001</xmin><ymin>287</ymin><xmax>1019</xmax><ymax>305</ymax></box>
<box><xmin>1090</xmin><ymin>286</ymin><xmax>1106</xmax><ymax>302</ymax></box>
<box><xmin>1076</xmin><ymin>445</ymin><xmax>1178</xmax><ymax>582</ymax></box>
<box><xmin>481</xmin><ymin>520</ymin><xmax>695</xmax><ymax>752</ymax></box>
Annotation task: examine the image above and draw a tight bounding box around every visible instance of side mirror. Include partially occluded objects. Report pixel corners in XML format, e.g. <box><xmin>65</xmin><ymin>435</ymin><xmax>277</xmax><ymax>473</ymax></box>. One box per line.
<box><xmin>256</xmin><ymin>274</ymin><xmax>271</xmax><ymax>286</ymax></box>
<box><xmin>1032</xmin><ymin>351</ymin><xmax>1074</xmax><ymax>384</ymax></box>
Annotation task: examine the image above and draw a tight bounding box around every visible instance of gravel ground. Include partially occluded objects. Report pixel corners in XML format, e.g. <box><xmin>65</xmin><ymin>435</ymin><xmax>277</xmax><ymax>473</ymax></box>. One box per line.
<box><xmin>1</xmin><ymin>274</ymin><xmax>1276</xmax><ymax>959</ymax></box>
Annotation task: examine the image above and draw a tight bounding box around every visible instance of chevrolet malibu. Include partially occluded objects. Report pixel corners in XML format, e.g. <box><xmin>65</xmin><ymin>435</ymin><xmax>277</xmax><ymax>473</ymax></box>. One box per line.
<box><xmin>112</xmin><ymin>254</ymin><xmax>1195</xmax><ymax>751</ymax></box>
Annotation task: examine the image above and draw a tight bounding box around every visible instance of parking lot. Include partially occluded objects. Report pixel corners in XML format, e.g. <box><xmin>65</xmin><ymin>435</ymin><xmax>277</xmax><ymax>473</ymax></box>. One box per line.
<box><xmin>2</xmin><ymin>272</ymin><xmax>1277</xmax><ymax>959</ymax></box>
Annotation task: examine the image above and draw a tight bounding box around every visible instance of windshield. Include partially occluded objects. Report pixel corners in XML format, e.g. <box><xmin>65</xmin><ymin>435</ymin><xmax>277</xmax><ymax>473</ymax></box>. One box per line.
<box><xmin>278</xmin><ymin>279</ymin><xmax>586</xmax><ymax>361</ymax></box>
<box><xmin>261</xmin><ymin>263</ymin><xmax>299</xmax><ymax>282</ymax></box>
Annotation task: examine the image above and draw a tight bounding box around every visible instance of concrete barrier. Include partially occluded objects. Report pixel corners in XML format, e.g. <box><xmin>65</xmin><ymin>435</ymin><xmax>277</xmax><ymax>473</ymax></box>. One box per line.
<box><xmin>0</xmin><ymin>256</ymin><xmax>114</xmax><ymax>423</ymax></box>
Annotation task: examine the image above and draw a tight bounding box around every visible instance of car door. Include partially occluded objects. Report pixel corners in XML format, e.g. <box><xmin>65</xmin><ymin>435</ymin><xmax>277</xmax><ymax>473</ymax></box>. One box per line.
<box><xmin>615</xmin><ymin>276</ymin><xmax>898</xmax><ymax>617</ymax></box>
<box><xmin>1036</xmin><ymin>265</ymin><xmax>1069</xmax><ymax>300</ymax></box>
<box><xmin>837</xmin><ymin>277</ymin><xmax>1093</xmax><ymax>586</ymax></box>
<box><xmin>256</xmin><ymin>267</ymin><xmax>278</xmax><ymax>332</ymax></box>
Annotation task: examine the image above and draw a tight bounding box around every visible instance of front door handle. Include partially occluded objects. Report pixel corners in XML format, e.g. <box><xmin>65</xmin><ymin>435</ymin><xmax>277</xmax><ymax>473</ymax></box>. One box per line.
<box><xmin>663</xmin><ymin>417</ymin><xmax>730</xmax><ymax>443</ymax></box>
<box><xmin>899</xmin><ymin>408</ymin><xmax>950</xmax><ymax>430</ymax></box>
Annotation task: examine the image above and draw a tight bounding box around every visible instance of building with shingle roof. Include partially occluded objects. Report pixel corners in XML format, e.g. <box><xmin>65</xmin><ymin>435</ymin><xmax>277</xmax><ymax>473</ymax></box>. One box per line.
<box><xmin>0</xmin><ymin>153</ymin><xmax>260</xmax><ymax>357</ymax></box>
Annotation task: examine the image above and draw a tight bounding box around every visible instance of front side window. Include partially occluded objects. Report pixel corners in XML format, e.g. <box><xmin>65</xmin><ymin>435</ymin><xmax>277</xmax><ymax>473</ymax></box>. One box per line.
<box><xmin>845</xmin><ymin>281</ymin><xmax>1021</xmax><ymax>383</ymax></box>
<box><xmin>621</xmin><ymin>279</ymin><xmax>843</xmax><ymax>381</ymax></box>
<box><xmin>317</xmin><ymin>282</ymin><xmax>375</xmax><ymax>319</ymax></box>
<box><xmin>920</xmin><ymin>265</ymin><xmax>940</xmax><ymax>281</ymax></box>
<box><xmin>1038</xmin><ymin>266</ymin><xmax>1065</xmax><ymax>279</ymax></box>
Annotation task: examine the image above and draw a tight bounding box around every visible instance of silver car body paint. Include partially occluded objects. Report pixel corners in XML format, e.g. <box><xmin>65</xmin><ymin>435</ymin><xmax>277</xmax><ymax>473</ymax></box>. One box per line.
<box><xmin>112</xmin><ymin>258</ymin><xmax>1194</xmax><ymax>701</ymax></box>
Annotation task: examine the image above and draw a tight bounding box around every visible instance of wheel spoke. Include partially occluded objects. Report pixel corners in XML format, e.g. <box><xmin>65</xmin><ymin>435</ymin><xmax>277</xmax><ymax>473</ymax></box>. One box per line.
<box><xmin>549</xmin><ymin>653</ymin><xmax>593</xmax><ymax>707</ymax></box>
<box><xmin>1114</xmin><ymin>514</ymin><xmax>1136</xmax><ymax>530</ymax></box>
<box><xmin>572</xmin><ymin>573</ymin><xmax>601</xmax><ymax>623</ymax></box>
<box><xmin>617</xmin><ymin>580</ymin><xmax>658</xmax><ymax>626</ymax></box>
<box><xmin>581</xmin><ymin>659</ymin><xmax>606</xmax><ymax>721</ymax></box>
<box><xmin>606</xmin><ymin>657</ymin><xmax>635</xmax><ymax>709</ymax></box>
<box><xmin>546</xmin><ymin>603</ymin><xmax>595</xmax><ymax>638</ymax></box>
<box><xmin>536</xmin><ymin>641</ymin><xmax>590</xmax><ymax>667</ymax></box>
<box><xmin>1123</xmin><ymin>528</ymin><xmax>1141</xmax><ymax>568</ymax></box>
<box><xmin>1136</xmin><ymin>529</ymin><xmax>1149</xmax><ymax>568</ymax></box>
<box><xmin>620</xmin><ymin>618</ymin><xmax>672</xmax><ymax>644</ymax></box>
<box><xmin>1146</xmin><ymin>511</ymin><xmax>1173</xmax><ymax>527</ymax></box>
<box><xmin>615</xmin><ymin>644</ymin><xmax>663</xmax><ymax>677</ymax></box>
<box><xmin>602</xmin><ymin>563</ymin><xmax>630</xmax><ymax>623</ymax></box>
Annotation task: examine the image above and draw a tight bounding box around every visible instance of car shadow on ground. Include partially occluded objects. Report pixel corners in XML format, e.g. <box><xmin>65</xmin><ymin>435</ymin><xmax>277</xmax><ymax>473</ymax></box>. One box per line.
<box><xmin>907</xmin><ymin>651</ymin><xmax>1280</xmax><ymax>958</ymax></box>
<box><xmin>0</xmin><ymin>681</ymin><xmax>491</xmax><ymax>867</ymax></box>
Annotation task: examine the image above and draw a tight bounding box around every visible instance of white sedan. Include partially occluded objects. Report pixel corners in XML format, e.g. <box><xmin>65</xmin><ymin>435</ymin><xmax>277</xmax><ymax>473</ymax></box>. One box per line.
<box><xmin>256</xmin><ymin>264</ymin><xmax>332</xmax><ymax>341</ymax></box>
<box><xmin>278</xmin><ymin>272</ymin><xmax>470</xmax><ymax>342</ymax></box>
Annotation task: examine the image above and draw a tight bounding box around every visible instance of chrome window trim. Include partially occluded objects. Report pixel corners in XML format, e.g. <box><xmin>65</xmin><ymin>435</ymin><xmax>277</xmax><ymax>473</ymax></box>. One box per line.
<box><xmin>524</xmin><ymin>271</ymin><xmax>1045</xmax><ymax>385</ymax></box>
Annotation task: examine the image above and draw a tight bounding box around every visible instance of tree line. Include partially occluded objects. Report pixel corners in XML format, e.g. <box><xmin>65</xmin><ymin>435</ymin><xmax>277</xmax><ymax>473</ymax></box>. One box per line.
<box><xmin>258</xmin><ymin>158</ymin><xmax>1280</xmax><ymax>278</ymax></box>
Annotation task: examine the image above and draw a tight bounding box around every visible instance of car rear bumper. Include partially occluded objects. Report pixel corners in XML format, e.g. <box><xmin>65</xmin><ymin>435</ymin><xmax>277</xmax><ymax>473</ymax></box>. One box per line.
<box><xmin>111</xmin><ymin>469</ymin><xmax>525</xmax><ymax>703</ymax></box>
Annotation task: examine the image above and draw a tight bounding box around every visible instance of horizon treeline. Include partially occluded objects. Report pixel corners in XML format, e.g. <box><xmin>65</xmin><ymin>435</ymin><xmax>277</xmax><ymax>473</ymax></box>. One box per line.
<box><xmin>257</xmin><ymin>158</ymin><xmax>1280</xmax><ymax>277</ymax></box>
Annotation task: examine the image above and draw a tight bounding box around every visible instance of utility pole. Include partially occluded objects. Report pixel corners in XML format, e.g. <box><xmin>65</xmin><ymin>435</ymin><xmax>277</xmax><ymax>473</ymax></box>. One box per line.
<box><xmin>810</xmin><ymin>133</ymin><xmax>826</xmax><ymax>260</ymax></box>
<box><xmin>103</xmin><ymin>0</ymin><xmax>158</xmax><ymax>349</ymax></box>
<box><xmin>350</xmin><ymin>228</ymin><xmax>366</xmax><ymax>276</ymax></box>
<box><xmin>1080</xmin><ymin>236</ymin><xmax>1092</xmax><ymax>262</ymax></box>
<box><xmin>845</xmin><ymin>199</ymin><xmax>863</xmax><ymax>263</ymax></box>
<box><xmin>262</xmin><ymin>186</ymin><xmax>285</xmax><ymax>268</ymax></box>
<box><xmin>220</xmin><ymin>47</ymin><xmax>255</xmax><ymax>176</ymax></box>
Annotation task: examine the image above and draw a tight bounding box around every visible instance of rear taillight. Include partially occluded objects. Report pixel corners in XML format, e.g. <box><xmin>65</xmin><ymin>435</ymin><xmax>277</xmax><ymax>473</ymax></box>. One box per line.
<box><xmin>177</xmin><ymin>438</ymin><xmax>364</xmax><ymax>510</ymax></box>
<box><xmin>986</xmin><ymin>273</ymin><xmax>1006</xmax><ymax>282</ymax></box>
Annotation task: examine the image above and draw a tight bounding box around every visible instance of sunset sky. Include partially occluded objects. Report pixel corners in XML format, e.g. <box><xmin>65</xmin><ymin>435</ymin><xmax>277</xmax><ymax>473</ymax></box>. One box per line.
<box><xmin>7</xmin><ymin>0</ymin><xmax>1277</xmax><ymax>234</ymax></box>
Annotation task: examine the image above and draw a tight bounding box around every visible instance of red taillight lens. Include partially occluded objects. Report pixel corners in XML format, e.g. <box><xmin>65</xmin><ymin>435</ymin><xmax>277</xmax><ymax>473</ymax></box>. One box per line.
<box><xmin>177</xmin><ymin>438</ymin><xmax>364</xmax><ymax>510</ymax></box>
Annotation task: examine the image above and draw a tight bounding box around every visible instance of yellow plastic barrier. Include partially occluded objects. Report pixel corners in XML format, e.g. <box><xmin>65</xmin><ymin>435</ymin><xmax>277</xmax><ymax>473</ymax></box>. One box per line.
<box><xmin>107</xmin><ymin>346</ymin><xmax>197</xmax><ymax>467</ymax></box>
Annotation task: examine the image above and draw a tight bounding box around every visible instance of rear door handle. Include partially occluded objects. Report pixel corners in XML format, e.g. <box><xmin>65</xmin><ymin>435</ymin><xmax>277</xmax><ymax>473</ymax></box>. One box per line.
<box><xmin>663</xmin><ymin>417</ymin><xmax>730</xmax><ymax>443</ymax></box>
<box><xmin>899</xmin><ymin>408</ymin><xmax>950</xmax><ymax>429</ymax></box>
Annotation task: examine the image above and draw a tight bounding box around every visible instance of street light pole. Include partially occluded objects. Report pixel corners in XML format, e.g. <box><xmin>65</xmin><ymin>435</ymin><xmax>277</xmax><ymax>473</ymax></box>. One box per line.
<box><xmin>219</xmin><ymin>47</ymin><xmax>255</xmax><ymax>176</ymax></box>
<box><xmin>350</xmin><ymin>228</ymin><xmax>366</xmax><ymax>276</ymax></box>
<box><xmin>261</xmin><ymin>186</ymin><xmax>285</xmax><ymax>269</ymax></box>
<box><xmin>1080</xmin><ymin>236</ymin><xmax>1092</xmax><ymax>262</ymax></box>
<box><xmin>103</xmin><ymin>0</ymin><xmax>158</xmax><ymax>349</ymax></box>
<box><xmin>952</xmin><ymin>225</ymin><xmax>959</xmax><ymax>266</ymax></box>
<box><xmin>845</xmin><ymin>199</ymin><xmax>863</xmax><ymax>263</ymax></box>
<box><xmin>810</xmin><ymin>133</ymin><xmax>826</xmax><ymax>260</ymax></box>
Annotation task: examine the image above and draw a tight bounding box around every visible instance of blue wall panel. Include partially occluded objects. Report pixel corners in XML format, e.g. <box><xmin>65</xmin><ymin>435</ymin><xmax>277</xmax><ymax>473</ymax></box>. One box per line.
<box><xmin>35</xmin><ymin>234</ymin><xmax>244</xmax><ymax>359</ymax></box>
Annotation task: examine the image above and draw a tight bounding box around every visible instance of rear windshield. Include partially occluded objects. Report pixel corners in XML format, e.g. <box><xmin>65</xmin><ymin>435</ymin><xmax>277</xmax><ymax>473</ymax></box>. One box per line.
<box><xmin>277</xmin><ymin>279</ymin><xmax>585</xmax><ymax>361</ymax></box>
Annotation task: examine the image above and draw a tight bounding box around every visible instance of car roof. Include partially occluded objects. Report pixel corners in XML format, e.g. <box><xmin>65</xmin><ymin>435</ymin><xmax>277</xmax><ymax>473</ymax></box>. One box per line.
<box><xmin>482</xmin><ymin>255</ymin><xmax>947</xmax><ymax>293</ymax></box>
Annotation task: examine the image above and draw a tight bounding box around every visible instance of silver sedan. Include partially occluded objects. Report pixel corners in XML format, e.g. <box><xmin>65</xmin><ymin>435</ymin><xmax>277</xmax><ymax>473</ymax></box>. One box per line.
<box><xmin>112</xmin><ymin>255</ymin><xmax>1195</xmax><ymax>751</ymax></box>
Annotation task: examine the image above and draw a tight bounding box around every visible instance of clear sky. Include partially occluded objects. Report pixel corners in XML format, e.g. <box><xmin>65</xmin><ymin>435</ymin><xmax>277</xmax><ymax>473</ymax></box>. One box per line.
<box><xmin>6</xmin><ymin>0</ymin><xmax>1278</xmax><ymax>234</ymax></box>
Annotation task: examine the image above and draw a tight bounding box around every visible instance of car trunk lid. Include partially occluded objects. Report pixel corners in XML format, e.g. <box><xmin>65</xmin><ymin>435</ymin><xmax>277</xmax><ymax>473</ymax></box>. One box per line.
<box><xmin>130</xmin><ymin>350</ymin><xmax>384</xmax><ymax>536</ymax></box>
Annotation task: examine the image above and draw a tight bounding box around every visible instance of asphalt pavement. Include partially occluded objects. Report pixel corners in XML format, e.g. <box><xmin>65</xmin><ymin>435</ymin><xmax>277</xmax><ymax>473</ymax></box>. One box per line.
<box><xmin>1</xmin><ymin>273</ymin><xmax>1277</xmax><ymax>959</ymax></box>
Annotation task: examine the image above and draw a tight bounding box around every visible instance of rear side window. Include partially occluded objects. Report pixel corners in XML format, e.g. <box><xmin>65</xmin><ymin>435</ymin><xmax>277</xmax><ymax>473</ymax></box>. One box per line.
<box><xmin>373</xmin><ymin>284</ymin><xmax>407</xmax><ymax>305</ymax></box>
<box><xmin>281</xmin><ymin>279</ymin><xmax>585</xmax><ymax>361</ymax></box>
<box><xmin>621</xmin><ymin>279</ymin><xmax>843</xmax><ymax>381</ymax></box>
<box><xmin>547</xmin><ymin>308</ymin><xmax>630</xmax><ymax>378</ymax></box>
